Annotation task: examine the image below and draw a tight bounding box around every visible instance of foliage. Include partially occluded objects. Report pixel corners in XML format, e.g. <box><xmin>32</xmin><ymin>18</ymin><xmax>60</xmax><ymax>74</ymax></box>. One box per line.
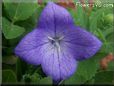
<box><xmin>2</xmin><ymin>0</ymin><xmax>114</xmax><ymax>85</ymax></box>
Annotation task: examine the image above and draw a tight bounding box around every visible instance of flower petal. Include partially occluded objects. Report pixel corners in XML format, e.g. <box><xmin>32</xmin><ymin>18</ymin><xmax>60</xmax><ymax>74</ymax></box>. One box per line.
<box><xmin>38</xmin><ymin>2</ymin><xmax>74</xmax><ymax>36</ymax></box>
<box><xmin>41</xmin><ymin>45</ymin><xmax>77</xmax><ymax>82</ymax></box>
<box><xmin>14</xmin><ymin>28</ymin><xmax>49</xmax><ymax>65</ymax></box>
<box><xmin>62</xmin><ymin>26</ymin><xmax>102</xmax><ymax>61</ymax></box>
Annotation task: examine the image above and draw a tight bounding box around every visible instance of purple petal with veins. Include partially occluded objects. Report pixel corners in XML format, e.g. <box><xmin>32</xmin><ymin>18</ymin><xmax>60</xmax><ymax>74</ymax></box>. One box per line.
<box><xmin>15</xmin><ymin>2</ymin><xmax>102</xmax><ymax>82</ymax></box>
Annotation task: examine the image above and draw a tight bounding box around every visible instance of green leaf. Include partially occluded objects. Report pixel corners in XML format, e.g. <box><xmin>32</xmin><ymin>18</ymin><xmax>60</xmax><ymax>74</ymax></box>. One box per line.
<box><xmin>15</xmin><ymin>6</ymin><xmax>44</xmax><ymax>34</ymax></box>
<box><xmin>107</xmin><ymin>60</ymin><xmax>114</xmax><ymax>71</ymax></box>
<box><xmin>21</xmin><ymin>74</ymin><xmax>31</xmax><ymax>83</ymax></box>
<box><xmin>89</xmin><ymin>7</ymin><xmax>113</xmax><ymax>33</ymax></box>
<box><xmin>3</xmin><ymin>47</ymin><xmax>14</xmax><ymax>55</ymax></box>
<box><xmin>94</xmin><ymin>71</ymin><xmax>114</xmax><ymax>84</ymax></box>
<box><xmin>64</xmin><ymin>53</ymin><xmax>105</xmax><ymax>84</ymax></box>
<box><xmin>16</xmin><ymin>58</ymin><xmax>28</xmax><ymax>81</ymax></box>
<box><xmin>16</xmin><ymin>58</ymin><xmax>23</xmax><ymax>81</ymax></box>
<box><xmin>30</xmin><ymin>73</ymin><xmax>41</xmax><ymax>83</ymax></box>
<box><xmin>95</xmin><ymin>28</ymin><xmax>106</xmax><ymax>42</ymax></box>
<box><xmin>89</xmin><ymin>8</ymin><xmax>105</xmax><ymax>32</ymax></box>
<box><xmin>2</xmin><ymin>17</ymin><xmax>25</xmax><ymax>39</ymax></box>
<box><xmin>103</xmin><ymin>27</ymin><xmax>113</xmax><ymax>37</ymax></box>
<box><xmin>39</xmin><ymin>77</ymin><xmax>52</xmax><ymax>85</ymax></box>
<box><xmin>76</xmin><ymin>58</ymin><xmax>98</xmax><ymax>81</ymax></box>
<box><xmin>101</xmin><ymin>42</ymin><xmax>114</xmax><ymax>53</ymax></box>
<box><xmin>3</xmin><ymin>55</ymin><xmax>17</xmax><ymax>65</ymax></box>
<box><xmin>106</xmin><ymin>33</ymin><xmax>114</xmax><ymax>43</ymax></box>
<box><xmin>4</xmin><ymin>1</ymin><xmax>38</xmax><ymax>22</ymax></box>
<box><xmin>2</xmin><ymin>70</ymin><xmax>17</xmax><ymax>83</ymax></box>
<box><xmin>64</xmin><ymin>74</ymin><xmax>86</xmax><ymax>85</ymax></box>
<box><xmin>85</xmin><ymin>78</ymin><xmax>95</xmax><ymax>84</ymax></box>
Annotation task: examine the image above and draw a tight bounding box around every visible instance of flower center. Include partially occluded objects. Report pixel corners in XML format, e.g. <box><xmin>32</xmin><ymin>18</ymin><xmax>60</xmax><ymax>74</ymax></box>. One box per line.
<box><xmin>48</xmin><ymin>36</ymin><xmax>64</xmax><ymax>49</ymax></box>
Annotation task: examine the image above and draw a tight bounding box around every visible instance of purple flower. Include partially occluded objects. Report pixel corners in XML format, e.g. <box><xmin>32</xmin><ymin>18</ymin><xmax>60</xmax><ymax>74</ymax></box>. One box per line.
<box><xmin>15</xmin><ymin>2</ymin><xmax>102</xmax><ymax>82</ymax></box>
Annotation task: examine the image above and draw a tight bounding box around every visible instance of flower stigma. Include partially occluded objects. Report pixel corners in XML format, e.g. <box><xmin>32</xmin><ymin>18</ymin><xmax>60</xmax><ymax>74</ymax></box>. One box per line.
<box><xmin>48</xmin><ymin>36</ymin><xmax>64</xmax><ymax>51</ymax></box>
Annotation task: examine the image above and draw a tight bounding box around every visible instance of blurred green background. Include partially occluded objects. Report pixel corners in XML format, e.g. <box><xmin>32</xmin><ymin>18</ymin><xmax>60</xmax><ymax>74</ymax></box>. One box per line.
<box><xmin>2</xmin><ymin>0</ymin><xmax>114</xmax><ymax>85</ymax></box>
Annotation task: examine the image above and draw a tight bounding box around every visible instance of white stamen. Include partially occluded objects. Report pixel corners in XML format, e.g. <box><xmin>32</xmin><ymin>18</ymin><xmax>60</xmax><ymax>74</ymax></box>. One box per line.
<box><xmin>48</xmin><ymin>36</ymin><xmax>55</xmax><ymax>41</ymax></box>
<box><xmin>59</xmin><ymin>36</ymin><xmax>64</xmax><ymax>40</ymax></box>
<box><xmin>55</xmin><ymin>42</ymin><xmax>61</xmax><ymax>52</ymax></box>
